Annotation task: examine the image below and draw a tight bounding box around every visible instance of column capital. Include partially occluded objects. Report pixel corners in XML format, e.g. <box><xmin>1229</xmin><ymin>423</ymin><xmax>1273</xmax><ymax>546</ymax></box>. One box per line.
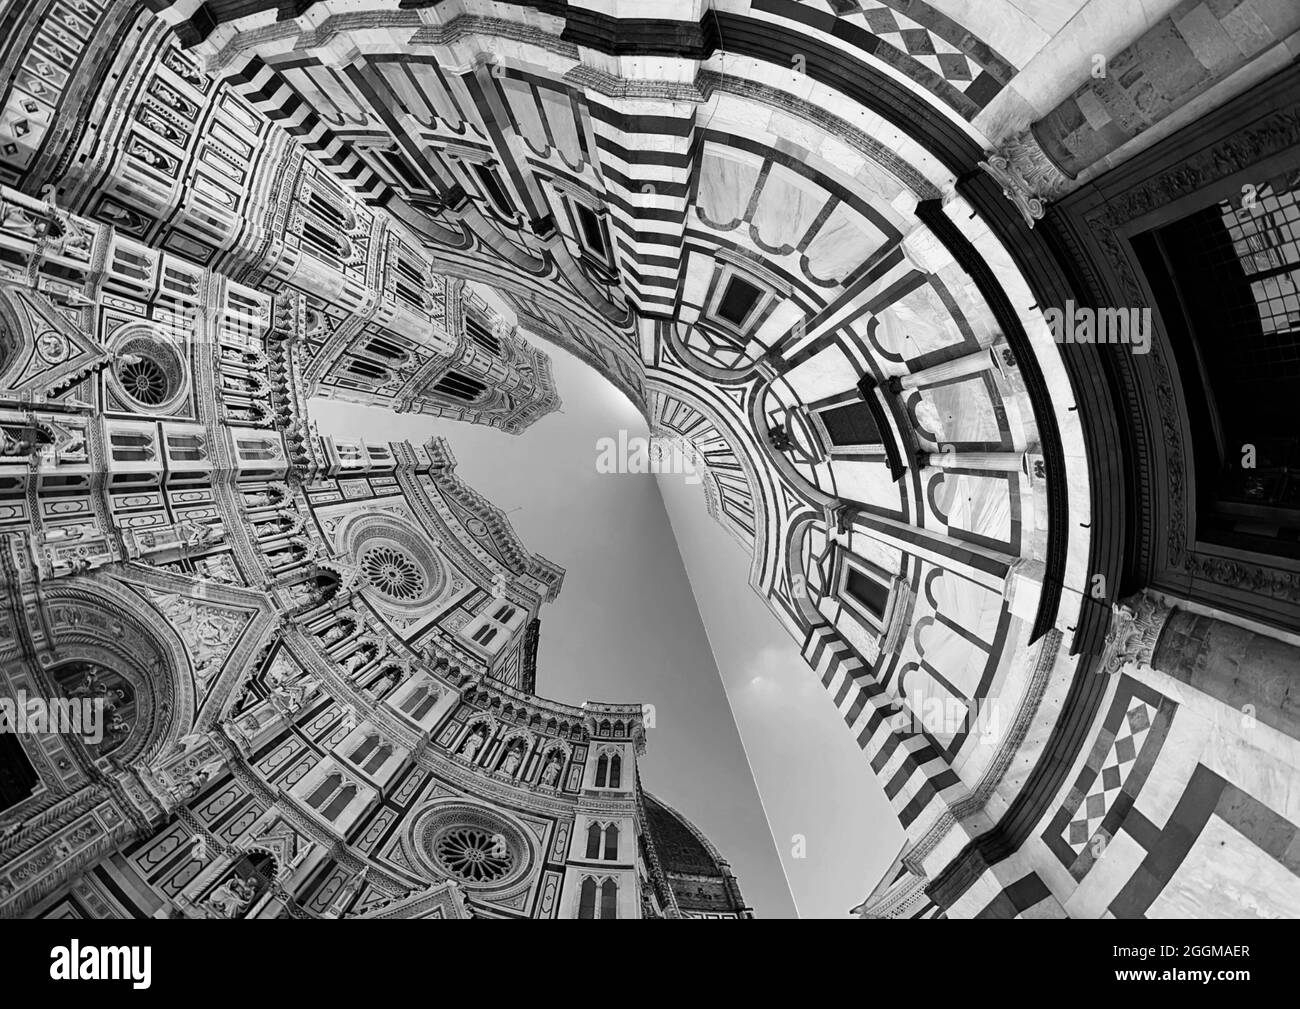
<box><xmin>978</xmin><ymin>129</ymin><xmax>1073</xmax><ymax>228</ymax></box>
<box><xmin>1099</xmin><ymin>592</ymin><xmax>1173</xmax><ymax>675</ymax></box>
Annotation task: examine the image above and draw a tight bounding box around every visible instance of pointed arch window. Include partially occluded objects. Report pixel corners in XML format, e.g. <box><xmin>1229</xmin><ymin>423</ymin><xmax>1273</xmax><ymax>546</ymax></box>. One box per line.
<box><xmin>432</xmin><ymin>370</ymin><xmax>486</xmax><ymax>403</ymax></box>
<box><xmin>585</xmin><ymin>822</ymin><xmax>602</xmax><ymax>860</ymax></box>
<box><xmin>364</xmin><ymin>335</ymin><xmax>409</xmax><ymax>362</ymax></box>
<box><xmin>600</xmin><ymin>879</ymin><xmax>618</xmax><ymax>919</ymax></box>
<box><xmin>412</xmin><ymin>690</ymin><xmax>438</xmax><ymax>721</ymax></box>
<box><xmin>364</xmin><ymin>744</ymin><xmax>392</xmax><ymax>775</ymax></box>
<box><xmin>350</xmin><ymin>735</ymin><xmax>379</xmax><ymax>764</ymax></box>
<box><xmin>603</xmin><ymin>824</ymin><xmax>619</xmax><ymax>861</ymax></box>
<box><xmin>595</xmin><ymin>753</ymin><xmax>609</xmax><ymax>788</ymax></box>
<box><xmin>167</xmin><ymin>434</ymin><xmax>208</xmax><ymax>461</ymax></box>
<box><xmin>306</xmin><ymin>772</ymin><xmax>341</xmax><ymax>809</ymax></box>
<box><xmin>401</xmin><ymin>685</ymin><xmax>428</xmax><ymax>715</ymax></box>
<box><xmin>110</xmin><ymin>431</ymin><xmax>156</xmax><ymax>462</ymax></box>
<box><xmin>608</xmin><ymin>753</ymin><xmax>621</xmax><ymax>789</ymax></box>
<box><xmin>466</xmin><ymin>314</ymin><xmax>502</xmax><ymax>356</ymax></box>
<box><xmin>321</xmin><ymin>783</ymin><xmax>356</xmax><ymax>821</ymax></box>
<box><xmin>347</xmin><ymin>358</ymin><xmax>389</xmax><ymax>381</ymax></box>
<box><xmin>578</xmin><ymin>877</ymin><xmax>597</xmax><ymax>919</ymax></box>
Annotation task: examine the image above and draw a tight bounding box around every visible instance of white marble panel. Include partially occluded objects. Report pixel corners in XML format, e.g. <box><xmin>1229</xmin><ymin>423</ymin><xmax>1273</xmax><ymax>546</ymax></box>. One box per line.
<box><xmin>803</xmin><ymin>204</ymin><xmax>885</xmax><ymax>284</ymax></box>
<box><xmin>503</xmin><ymin>78</ymin><xmax>548</xmax><ymax>151</ymax></box>
<box><xmin>915</xmin><ymin>379</ymin><xmax>1001</xmax><ymax>444</ymax></box>
<box><xmin>1149</xmin><ymin>815</ymin><xmax>1300</xmax><ymax>919</ymax></box>
<box><xmin>697</xmin><ymin>145</ymin><xmax>763</xmax><ymax>227</ymax></box>
<box><xmin>915</xmin><ymin>619</ymin><xmax>987</xmax><ymax>701</ymax></box>
<box><xmin>540</xmin><ymin>89</ymin><xmax>582</xmax><ymax>166</ymax></box>
<box><xmin>752</xmin><ymin>163</ymin><xmax>825</xmax><ymax>251</ymax></box>
<box><xmin>934</xmin><ymin>473</ymin><xmax>1011</xmax><ymax>543</ymax></box>
<box><xmin>782</xmin><ymin>345</ymin><xmax>857</xmax><ymax>401</ymax></box>
<box><xmin>835</xmin><ymin>461</ymin><xmax>903</xmax><ymax>510</ymax></box>
<box><xmin>928</xmin><ymin>568</ymin><xmax>1001</xmax><ymax>643</ymax></box>
<box><xmin>881</xmin><ymin>283</ymin><xmax>965</xmax><ymax>357</ymax></box>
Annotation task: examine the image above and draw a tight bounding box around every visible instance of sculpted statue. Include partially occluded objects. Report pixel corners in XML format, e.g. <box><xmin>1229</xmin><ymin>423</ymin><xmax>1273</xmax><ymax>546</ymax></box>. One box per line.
<box><xmin>0</xmin><ymin>203</ymin><xmax>41</xmax><ymax>239</ymax></box>
<box><xmin>541</xmin><ymin>754</ymin><xmax>562</xmax><ymax>786</ymax></box>
<box><xmin>347</xmin><ymin>649</ymin><xmax>371</xmax><ymax>672</ymax></box>
<box><xmin>205</xmin><ymin>876</ymin><xmax>257</xmax><ymax>919</ymax></box>
<box><xmin>501</xmin><ymin>747</ymin><xmax>522</xmax><ymax>775</ymax></box>
<box><xmin>460</xmin><ymin>730</ymin><xmax>484</xmax><ymax>760</ymax></box>
<box><xmin>0</xmin><ymin>424</ymin><xmax>47</xmax><ymax>459</ymax></box>
<box><xmin>321</xmin><ymin>622</ymin><xmax>350</xmax><ymax>644</ymax></box>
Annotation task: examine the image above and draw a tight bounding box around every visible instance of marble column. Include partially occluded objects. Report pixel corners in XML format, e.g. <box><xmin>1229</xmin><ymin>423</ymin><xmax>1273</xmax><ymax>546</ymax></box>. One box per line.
<box><xmin>885</xmin><ymin>339</ymin><xmax>1009</xmax><ymax>392</ymax></box>
<box><xmin>919</xmin><ymin>450</ymin><xmax>1026</xmax><ymax>473</ymax></box>
<box><xmin>1102</xmin><ymin>591</ymin><xmax>1300</xmax><ymax>742</ymax></box>
<box><xmin>1153</xmin><ymin>606</ymin><xmax>1300</xmax><ymax>743</ymax></box>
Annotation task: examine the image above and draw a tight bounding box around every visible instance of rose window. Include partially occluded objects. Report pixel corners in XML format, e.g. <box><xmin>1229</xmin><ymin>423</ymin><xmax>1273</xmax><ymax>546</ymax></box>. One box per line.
<box><xmin>434</xmin><ymin>827</ymin><xmax>514</xmax><ymax>883</ymax></box>
<box><xmin>361</xmin><ymin>545</ymin><xmax>427</xmax><ymax>601</ymax></box>
<box><xmin>110</xmin><ymin>332</ymin><xmax>185</xmax><ymax>411</ymax></box>
<box><xmin>118</xmin><ymin>357</ymin><xmax>168</xmax><ymax>405</ymax></box>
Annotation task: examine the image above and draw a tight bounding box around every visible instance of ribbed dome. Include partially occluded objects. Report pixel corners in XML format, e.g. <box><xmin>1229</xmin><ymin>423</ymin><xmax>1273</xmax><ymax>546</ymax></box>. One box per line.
<box><xmin>642</xmin><ymin>792</ymin><xmax>750</xmax><ymax>918</ymax></box>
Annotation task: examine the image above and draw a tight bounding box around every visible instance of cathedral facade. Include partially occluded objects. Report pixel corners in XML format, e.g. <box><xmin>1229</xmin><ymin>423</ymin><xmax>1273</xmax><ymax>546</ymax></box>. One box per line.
<box><xmin>2</xmin><ymin>0</ymin><xmax>1300</xmax><ymax>919</ymax></box>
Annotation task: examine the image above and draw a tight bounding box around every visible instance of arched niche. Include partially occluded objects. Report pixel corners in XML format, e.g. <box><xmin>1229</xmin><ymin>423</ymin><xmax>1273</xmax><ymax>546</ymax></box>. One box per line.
<box><xmin>36</xmin><ymin>580</ymin><xmax>196</xmax><ymax>766</ymax></box>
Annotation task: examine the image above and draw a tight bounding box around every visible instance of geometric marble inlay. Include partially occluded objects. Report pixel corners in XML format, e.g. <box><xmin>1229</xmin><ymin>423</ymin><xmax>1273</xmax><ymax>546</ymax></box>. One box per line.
<box><xmin>1043</xmin><ymin>675</ymin><xmax>1177</xmax><ymax>881</ymax></box>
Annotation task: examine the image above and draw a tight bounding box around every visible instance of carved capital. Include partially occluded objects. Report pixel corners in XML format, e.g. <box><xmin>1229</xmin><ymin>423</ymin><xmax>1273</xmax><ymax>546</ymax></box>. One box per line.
<box><xmin>978</xmin><ymin>130</ymin><xmax>1074</xmax><ymax>228</ymax></box>
<box><xmin>1099</xmin><ymin>592</ymin><xmax>1173</xmax><ymax>675</ymax></box>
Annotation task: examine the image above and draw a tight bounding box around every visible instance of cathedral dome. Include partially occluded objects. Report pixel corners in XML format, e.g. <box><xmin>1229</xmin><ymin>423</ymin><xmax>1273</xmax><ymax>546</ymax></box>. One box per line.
<box><xmin>642</xmin><ymin>792</ymin><xmax>751</xmax><ymax>919</ymax></box>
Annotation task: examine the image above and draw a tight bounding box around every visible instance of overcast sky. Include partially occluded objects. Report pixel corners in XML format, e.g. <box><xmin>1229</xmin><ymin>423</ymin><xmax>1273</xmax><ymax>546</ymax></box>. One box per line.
<box><xmin>310</xmin><ymin>294</ymin><xmax>905</xmax><ymax>916</ymax></box>
<box><xmin>310</xmin><ymin>345</ymin><xmax>800</xmax><ymax>917</ymax></box>
<box><xmin>657</xmin><ymin>473</ymin><xmax>904</xmax><ymax>916</ymax></box>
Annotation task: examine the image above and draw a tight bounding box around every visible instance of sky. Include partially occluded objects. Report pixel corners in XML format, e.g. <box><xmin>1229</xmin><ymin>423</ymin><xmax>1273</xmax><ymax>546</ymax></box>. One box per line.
<box><xmin>310</xmin><ymin>345</ymin><xmax>800</xmax><ymax>918</ymax></box>
<box><xmin>657</xmin><ymin>472</ymin><xmax>905</xmax><ymax>917</ymax></box>
<box><xmin>310</xmin><ymin>290</ymin><xmax>906</xmax><ymax>918</ymax></box>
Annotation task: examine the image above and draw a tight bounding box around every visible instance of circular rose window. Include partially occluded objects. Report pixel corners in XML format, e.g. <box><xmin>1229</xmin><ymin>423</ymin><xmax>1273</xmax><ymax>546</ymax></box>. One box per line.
<box><xmin>411</xmin><ymin>802</ymin><xmax>531</xmax><ymax>889</ymax></box>
<box><xmin>111</xmin><ymin>331</ymin><xmax>186</xmax><ymax>411</ymax></box>
<box><xmin>434</xmin><ymin>827</ymin><xmax>514</xmax><ymax>883</ymax></box>
<box><xmin>361</xmin><ymin>544</ymin><xmax>427</xmax><ymax>601</ymax></box>
<box><xmin>344</xmin><ymin>519</ymin><xmax>446</xmax><ymax>610</ymax></box>
<box><xmin>118</xmin><ymin>356</ymin><xmax>169</xmax><ymax>405</ymax></box>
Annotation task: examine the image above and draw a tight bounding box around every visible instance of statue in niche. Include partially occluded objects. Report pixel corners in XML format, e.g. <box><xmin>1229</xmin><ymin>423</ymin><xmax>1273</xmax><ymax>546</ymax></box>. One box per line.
<box><xmin>177</xmin><ymin>520</ymin><xmax>221</xmax><ymax>549</ymax></box>
<box><xmin>174</xmin><ymin>764</ymin><xmax>215</xmax><ymax>802</ymax></box>
<box><xmin>205</xmin><ymin>875</ymin><xmax>257</xmax><ymax>919</ymax></box>
<box><xmin>0</xmin><ymin>423</ymin><xmax>52</xmax><ymax>460</ymax></box>
<box><xmin>321</xmin><ymin>621</ymin><xmax>352</xmax><ymax>645</ymax></box>
<box><xmin>269</xmin><ymin>676</ymin><xmax>315</xmax><ymax>715</ymax></box>
<box><xmin>460</xmin><ymin>728</ymin><xmax>485</xmax><ymax>761</ymax></box>
<box><xmin>243</xmin><ymin>489</ymin><xmax>275</xmax><ymax>508</ymax></box>
<box><xmin>346</xmin><ymin>649</ymin><xmax>372</xmax><ymax>673</ymax></box>
<box><xmin>253</xmin><ymin>517</ymin><xmax>284</xmax><ymax>538</ymax></box>
<box><xmin>0</xmin><ymin>201</ymin><xmax>43</xmax><ymax>239</ymax></box>
<box><xmin>368</xmin><ymin>669</ymin><xmax>401</xmax><ymax>699</ymax></box>
<box><xmin>541</xmin><ymin>752</ymin><xmax>563</xmax><ymax>786</ymax></box>
<box><xmin>500</xmin><ymin>745</ymin><xmax>523</xmax><ymax>776</ymax></box>
<box><xmin>197</xmin><ymin>555</ymin><xmax>238</xmax><ymax>584</ymax></box>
